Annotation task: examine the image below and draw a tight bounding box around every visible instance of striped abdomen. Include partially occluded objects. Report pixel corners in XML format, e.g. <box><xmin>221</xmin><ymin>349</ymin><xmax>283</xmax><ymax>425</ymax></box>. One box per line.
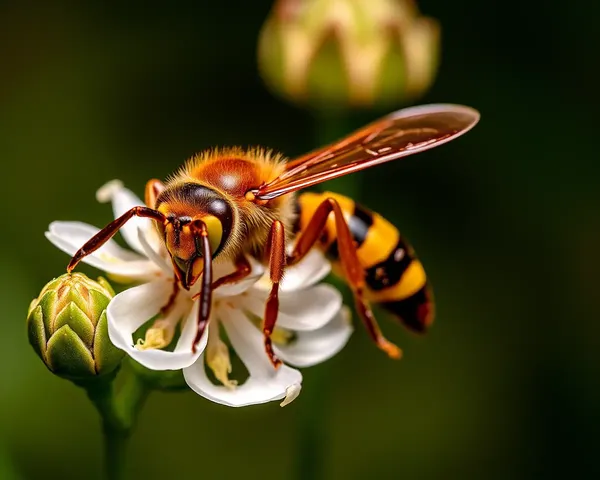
<box><xmin>293</xmin><ymin>191</ymin><xmax>434</xmax><ymax>333</ymax></box>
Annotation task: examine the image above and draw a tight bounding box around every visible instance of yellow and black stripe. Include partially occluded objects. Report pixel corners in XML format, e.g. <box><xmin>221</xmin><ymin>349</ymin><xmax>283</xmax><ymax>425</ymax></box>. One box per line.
<box><xmin>294</xmin><ymin>191</ymin><xmax>434</xmax><ymax>332</ymax></box>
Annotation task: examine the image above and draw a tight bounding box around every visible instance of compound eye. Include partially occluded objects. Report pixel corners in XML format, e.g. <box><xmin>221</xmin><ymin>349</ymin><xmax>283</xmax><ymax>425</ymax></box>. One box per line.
<box><xmin>196</xmin><ymin>198</ymin><xmax>231</xmax><ymax>255</ymax></box>
<box><xmin>206</xmin><ymin>197</ymin><xmax>230</xmax><ymax>219</ymax></box>
<box><xmin>201</xmin><ymin>215</ymin><xmax>224</xmax><ymax>255</ymax></box>
<box><xmin>208</xmin><ymin>229</ymin><xmax>221</xmax><ymax>254</ymax></box>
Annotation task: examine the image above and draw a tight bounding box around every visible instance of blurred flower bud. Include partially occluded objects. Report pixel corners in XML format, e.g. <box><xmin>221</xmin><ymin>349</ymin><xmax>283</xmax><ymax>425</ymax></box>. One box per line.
<box><xmin>27</xmin><ymin>273</ymin><xmax>124</xmax><ymax>380</ymax></box>
<box><xmin>258</xmin><ymin>0</ymin><xmax>440</xmax><ymax>110</ymax></box>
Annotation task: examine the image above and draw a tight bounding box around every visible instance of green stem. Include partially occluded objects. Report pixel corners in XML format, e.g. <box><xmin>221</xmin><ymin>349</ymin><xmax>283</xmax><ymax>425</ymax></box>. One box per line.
<box><xmin>79</xmin><ymin>368</ymin><xmax>150</xmax><ymax>480</ymax></box>
<box><xmin>115</xmin><ymin>367</ymin><xmax>151</xmax><ymax>424</ymax></box>
<box><xmin>102</xmin><ymin>423</ymin><xmax>129</xmax><ymax>480</ymax></box>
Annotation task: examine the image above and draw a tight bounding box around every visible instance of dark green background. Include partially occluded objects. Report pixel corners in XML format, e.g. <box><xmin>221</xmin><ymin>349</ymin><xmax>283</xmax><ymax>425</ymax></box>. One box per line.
<box><xmin>1</xmin><ymin>1</ymin><xmax>598</xmax><ymax>478</ymax></box>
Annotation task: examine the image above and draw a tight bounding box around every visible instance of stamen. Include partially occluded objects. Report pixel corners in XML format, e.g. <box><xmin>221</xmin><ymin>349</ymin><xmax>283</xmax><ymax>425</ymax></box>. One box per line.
<box><xmin>135</xmin><ymin>302</ymin><xmax>184</xmax><ymax>351</ymax></box>
<box><xmin>206</xmin><ymin>319</ymin><xmax>237</xmax><ymax>389</ymax></box>
<box><xmin>135</xmin><ymin>319</ymin><xmax>176</xmax><ymax>351</ymax></box>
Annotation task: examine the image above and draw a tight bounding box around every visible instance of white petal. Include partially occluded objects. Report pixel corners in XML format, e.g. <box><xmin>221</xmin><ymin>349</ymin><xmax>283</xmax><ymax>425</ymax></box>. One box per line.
<box><xmin>46</xmin><ymin>222</ymin><xmax>159</xmax><ymax>279</ymax></box>
<box><xmin>96</xmin><ymin>179</ymin><xmax>125</xmax><ymax>203</ymax></box>
<box><xmin>243</xmin><ymin>284</ymin><xmax>343</xmax><ymax>331</ymax></box>
<box><xmin>220</xmin><ymin>306</ymin><xmax>277</xmax><ymax>376</ymax></box>
<box><xmin>137</xmin><ymin>227</ymin><xmax>172</xmax><ymax>275</ymax></box>
<box><xmin>183</xmin><ymin>356</ymin><xmax>301</xmax><ymax>407</ymax></box>
<box><xmin>107</xmin><ymin>281</ymin><xmax>205</xmax><ymax>370</ymax></box>
<box><xmin>183</xmin><ymin>305</ymin><xmax>302</xmax><ymax>407</ymax></box>
<box><xmin>281</xmin><ymin>249</ymin><xmax>331</xmax><ymax>291</ymax></box>
<box><xmin>274</xmin><ymin>307</ymin><xmax>353</xmax><ymax>367</ymax></box>
<box><xmin>107</xmin><ymin>280</ymin><xmax>169</xmax><ymax>353</ymax></box>
<box><xmin>254</xmin><ymin>248</ymin><xmax>331</xmax><ymax>292</ymax></box>
<box><xmin>97</xmin><ymin>180</ymin><xmax>158</xmax><ymax>255</ymax></box>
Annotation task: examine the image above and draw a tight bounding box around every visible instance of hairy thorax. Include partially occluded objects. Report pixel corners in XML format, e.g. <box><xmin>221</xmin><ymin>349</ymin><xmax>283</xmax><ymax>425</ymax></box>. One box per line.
<box><xmin>166</xmin><ymin>148</ymin><xmax>297</xmax><ymax>263</ymax></box>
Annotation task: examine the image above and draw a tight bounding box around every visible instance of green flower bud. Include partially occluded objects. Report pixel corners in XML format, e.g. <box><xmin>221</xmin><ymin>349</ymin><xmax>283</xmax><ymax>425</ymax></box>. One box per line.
<box><xmin>258</xmin><ymin>0</ymin><xmax>440</xmax><ymax>110</ymax></box>
<box><xmin>27</xmin><ymin>273</ymin><xmax>124</xmax><ymax>380</ymax></box>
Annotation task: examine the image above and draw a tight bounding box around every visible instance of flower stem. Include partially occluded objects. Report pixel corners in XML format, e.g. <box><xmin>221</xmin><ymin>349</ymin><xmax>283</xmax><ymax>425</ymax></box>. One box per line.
<box><xmin>78</xmin><ymin>366</ymin><xmax>150</xmax><ymax>480</ymax></box>
<box><xmin>102</xmin><ymin>423</ymin><xmax>129</xmax><ymax>480</ymax></box>
<box><xmin>115</xmin><ymin>365</ymin><xmax>151</xmax><ymax>425</ymax></box>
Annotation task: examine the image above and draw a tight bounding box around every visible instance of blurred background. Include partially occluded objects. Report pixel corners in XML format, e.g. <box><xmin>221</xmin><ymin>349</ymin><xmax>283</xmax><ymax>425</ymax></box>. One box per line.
<box><xmin>1</xmin><ymin>0</ymin><xmax>599</xmax><ymax>478</ymax></box>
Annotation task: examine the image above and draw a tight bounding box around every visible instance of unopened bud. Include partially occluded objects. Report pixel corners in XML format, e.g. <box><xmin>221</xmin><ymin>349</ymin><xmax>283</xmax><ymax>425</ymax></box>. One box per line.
<box><xmin>27</xmin><ymin>273</ymin><xmax>124</xmax><ymax>380</ymax></box>
<box><xmin>258</xmin><ymin>0</ymin><xmax>440</xmax><ymax>110</ymax></box>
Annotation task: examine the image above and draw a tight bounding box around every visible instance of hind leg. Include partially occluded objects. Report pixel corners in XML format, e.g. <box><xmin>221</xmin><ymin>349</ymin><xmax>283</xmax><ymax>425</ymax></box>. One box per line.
<box><xmin>288</xmin><ymin>197</ymin><xmax>401</xmax><ymax>359</ymax></box>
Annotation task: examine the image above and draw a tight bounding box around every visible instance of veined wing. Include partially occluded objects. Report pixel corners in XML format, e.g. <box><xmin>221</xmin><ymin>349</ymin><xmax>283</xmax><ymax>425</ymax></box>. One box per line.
<box><xmin>253</xmin><ymin>104</ymin><xmax>480</xmax><ymax>200</ymax></box>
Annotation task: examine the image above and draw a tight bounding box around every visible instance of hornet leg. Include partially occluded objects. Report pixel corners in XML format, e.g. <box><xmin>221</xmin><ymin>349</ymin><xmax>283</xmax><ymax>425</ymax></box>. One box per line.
<box><xmin>67</xmin><ymin>206</ymin><xmax>166</xmax><ymax>272</ymax></box>
<box><xmin>190</xmin><ymin>219</ymin><xmax>213</xmax><ymax>353</ymax></box>
<box><xmin>263</xmin><ymin>221</ymin><xmax>286</xmax><ymax>369</ymax></box>
<box><xmin>288</xmin><ymin>198</ymin><xmax>402</xmax><ymax>359</ymax></box>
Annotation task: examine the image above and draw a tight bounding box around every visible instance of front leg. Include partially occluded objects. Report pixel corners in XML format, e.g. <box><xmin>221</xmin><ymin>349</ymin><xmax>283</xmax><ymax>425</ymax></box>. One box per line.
<box><xmin>211</xmin><ymin>255</ymin><xmax>252</xmax><ymax>290</ymax></box>
<box><xmin>160</xmin><ymin>279</ymin><xmax>180</xmax><ymax>315</ymax></box>
<box><xmin>190</xmin><ymin>219</ymin><xmax>214</xmax><ymax>353</ymax></box>
<box><xmin>191</xmin><ymin>254</ymin><xmax>252</xmax><ymax>300</ymax></box>
<box><xmin>67</xmin><ymin>206</ymin><xmax>166</xmax><ymax>272</ymax></box>
<box><xmin>263</xmin><ymin>221</ymin><xmax>286</xmax><ymax>369</ymax></box>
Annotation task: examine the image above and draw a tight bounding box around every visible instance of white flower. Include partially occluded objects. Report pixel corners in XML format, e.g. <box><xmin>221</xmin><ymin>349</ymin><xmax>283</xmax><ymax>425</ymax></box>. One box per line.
<box><xmin>46</xmin><ymin>180</ymin><xmax>352</xmax><ymax>407</ymax></box>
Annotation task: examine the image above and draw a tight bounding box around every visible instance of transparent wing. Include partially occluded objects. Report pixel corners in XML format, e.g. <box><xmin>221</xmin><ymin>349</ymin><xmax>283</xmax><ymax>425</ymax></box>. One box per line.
<box><xmin>254</xmin><ymin>104</ymin><xmax>480</xmax><ymax>200</ymax></box>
